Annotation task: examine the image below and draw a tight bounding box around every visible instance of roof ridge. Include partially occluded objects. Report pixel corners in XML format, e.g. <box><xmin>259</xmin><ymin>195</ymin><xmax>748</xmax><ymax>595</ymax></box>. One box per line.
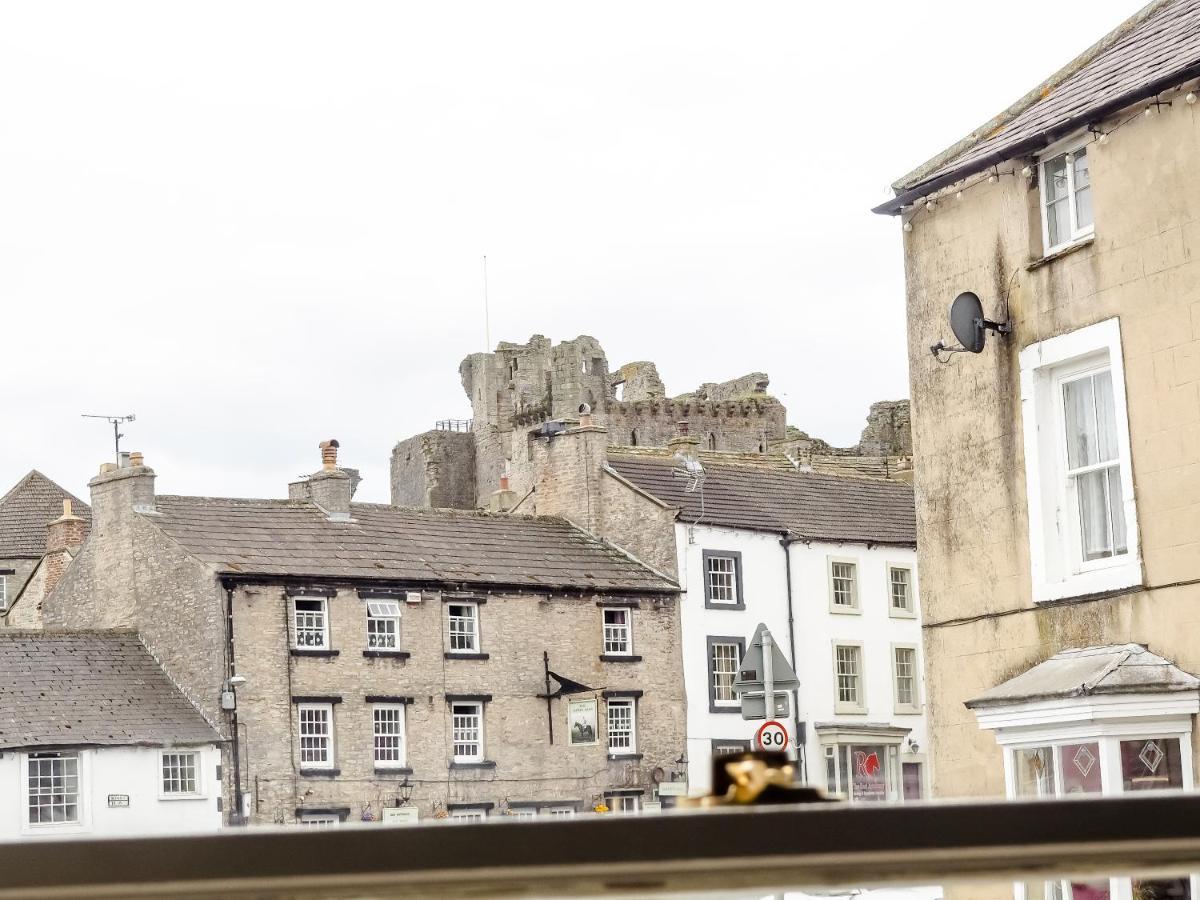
<box><xmin>891</xmin><ymin>0</ymin><xmax>1176</xmax><ymax>194</ymax></box>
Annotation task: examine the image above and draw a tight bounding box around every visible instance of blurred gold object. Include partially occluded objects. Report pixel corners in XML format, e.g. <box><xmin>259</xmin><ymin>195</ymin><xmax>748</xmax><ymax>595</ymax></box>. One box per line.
<box><xmin>680</xmin><ymin>751</ymin><xmax>836</xmax><ymax>808</ymax></box>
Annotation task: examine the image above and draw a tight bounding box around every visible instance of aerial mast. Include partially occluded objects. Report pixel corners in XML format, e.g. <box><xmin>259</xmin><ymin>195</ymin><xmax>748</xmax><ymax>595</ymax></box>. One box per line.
<box><xmin>81</xmin><ymin>413</ymin><xmax>136</xmax><ymax>462</ymax></box>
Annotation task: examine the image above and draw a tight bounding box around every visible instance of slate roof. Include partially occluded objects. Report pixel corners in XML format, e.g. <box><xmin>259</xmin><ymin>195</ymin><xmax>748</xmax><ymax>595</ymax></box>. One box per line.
<box><xmin>147</xmin><ymin>496</ymin><xmax>677</xmax><ymax>593</ymax></box>
<box><xmin>966</xmin><ymin>644</ymin><xmax>1200</xmax><ymax>709</ymax></box>
<box><xmin>878</xmin><ymin>0</ymin><xmax>1200</xmax><ymax>213</ymax></box>
<box><xmin>0</xmin><ymin>471</ymin><xmax>91</xmax><ymax>558</ymax></box>
<box><xmin>0</xmin><ymin>632</ymin><xmax>221</xmax><ymax>751</ymax></box>
<box><xmin>607</xmin><ymin>450</ymin><xmax>916</xmax><ymax>546</ymax></box>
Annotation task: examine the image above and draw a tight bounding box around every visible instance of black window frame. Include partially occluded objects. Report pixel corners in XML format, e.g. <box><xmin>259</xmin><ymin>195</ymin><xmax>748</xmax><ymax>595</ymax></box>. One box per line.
<box><xmin>702</xmin><ymin>550</ymin><xmax>744</xmax><ymax>610</ymax></box>
<box><xmin>711</xmin><ymin>738</ymin><xmax>752</xmax><ymax>757</ymax></box>
<box><xmin>706</xmin><ymin>635</ymin><xmax>746</xmax><ymax>714</ymax></box>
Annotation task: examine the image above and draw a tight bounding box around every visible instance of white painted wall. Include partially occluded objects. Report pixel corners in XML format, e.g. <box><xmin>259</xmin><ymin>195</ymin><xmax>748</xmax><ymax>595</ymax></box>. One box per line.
<box><xmin>676</xmin><ymin>523</ymin><xmax>927</xmax><ymax>798</ymax></box>
<box><xmin>0</xmin><ymin>744</ymin><xmax>222</xmax><ymax>840</ymax></box>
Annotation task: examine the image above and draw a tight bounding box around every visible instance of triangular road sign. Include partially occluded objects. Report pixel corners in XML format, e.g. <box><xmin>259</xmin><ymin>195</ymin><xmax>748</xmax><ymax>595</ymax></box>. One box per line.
<box><xmin>733</xmin><ymin>623</ymin><xmax>800</xmax><ymax>693</ymax></box>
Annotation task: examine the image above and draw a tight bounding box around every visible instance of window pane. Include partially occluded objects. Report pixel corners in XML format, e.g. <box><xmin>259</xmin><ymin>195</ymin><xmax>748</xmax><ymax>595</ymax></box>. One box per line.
<box><xmin>1013</xmin><ymin>747</ymin><xmax>1057</xmax><ymax>798</ymax></box>
<box><xmin>1059</xmin><ymin>742</ymin><xmax>1102</xmax><ymax>794</ymax></box>
<box><xmin>894</xmin><ymin>648</ymin><xmax>916</xmax><ymax>706</ymax></box>
<box><xmin>1044</xmin><ymin>155</ymin><xmax>1069</xmax><ymax>201</ymax></box>
<box><xmin>711</xmin><ymin>643</ymin><xmax>740</xmax><ymax>703</ymax></box>
<box><xmin>451</xmin><ymin>703</ymin><xmax>481</xmax><ymax>759</ymax></box>
<box><xmin>836</xmin><ymin>646</ymin><xmax>861</xmax><ymax>704</ymax></box>
<box><xmin>706</xmin><ymin>556</ymin><xmax>738</xmax><ymax>603</ymax></box>
<box><xmin>1063</xmin><ymin>376</ymin><xmax>1098</xmax><ymax>469</ymax></box>
<box><xmin>832</xmin><ymin>562</ymin><xmax>856</xmax><ymax>606</ymax></box>
<box><xmin>607</xmin><ymin>700</ymin><xmax>634</xmax><ymax>752</ymax></box>
<box><xmin>890</xmin><ymin>568</ymin><xmax>911</xmax><ymax>610</ymax></box>
<box><xmin>1120</xmin><ymin>738</ymin><xmax>1183</xmax><ymax>791</ymax></box>
<box><xmin>1107</xmin><ymin>466</ymin><xmax>1128</xmax><ymax>555</ymax></box>
<box><xmin>850</xmin><ymin>744</ymin><xmax>888</xmax><ymax>802</ymax></box>
<box><xmin>1073</xmin><ymin>150</ymin><xmax>1093</xmax><ymax>229</ymax></box>
<box><xmin>1093</xmin><ymin>370</ymin><xmax>1117</xmax><ymax>462</ymax></box>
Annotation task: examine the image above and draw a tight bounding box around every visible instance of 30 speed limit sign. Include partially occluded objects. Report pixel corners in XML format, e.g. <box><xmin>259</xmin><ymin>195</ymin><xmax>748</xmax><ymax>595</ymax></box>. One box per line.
<box><xmin>755</xmin><ymin>719</ymin><xmax>789</xmax><ymax>751</ymax></box>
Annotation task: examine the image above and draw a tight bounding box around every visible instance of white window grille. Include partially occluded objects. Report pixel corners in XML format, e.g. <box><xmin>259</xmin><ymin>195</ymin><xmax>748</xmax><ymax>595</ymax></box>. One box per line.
<box><xmin>1039</xmin><ymin>142</ymin><xmax>1093</xmax><ymax>252</ymax></box>
<box><xmin>161</xmin><ymin>751</ymin><xmax>200</xmax><ymax>795</ymax></box>
<box><xmin>452</xmin><ymin>702</ymin><xmax>483</xmax><ymax>762</ymax></box>
<box><xmin>835</xmin><ymin>645</ymin><xmax>863</xmax><ymax>709</ymax></box>
<box><xmin>608</xmin><ymin>794</ymin><xmax>641</xmax><ymax>815</ymax></box>
<box><xmin>894</xmin><ymin>647</ymin><xmax>918</xmax><ymax>710</ymax></box>
<box><xmin>889</xmin><ymin>567</ymin><xmax>913</xmax><ymax>613</ymax></box>
<box><xmin>0</xmin><ymin>574</ymin><xmax>7</xmax><ymax>611</ymax></box>
<box><xmin>705</xmin><ymin>555</ymin><xmax>739</xmax><ymax>604</ymax></box>
<box><xmin>830</xmin><ymin>561</ymin><xmax>858</xmax><ymax>609</ymax></box>
<box><xmin>366</xmin><ymin>599</ymin><xmax>401</xmax><ymax>650</ymax></box>
<box><xmin>602</xmin><ymin>608</ymin><xmax>631</xmax><ymax>655</ymax></box>
<box><xmin>298</xmin><ymin>704</ymin><xmax>333</xmax><ymax>768</ymax></box>
<box><xmin>28</xmin><ymin>753</ymin><xmax>80</xmax><ymax>825</ymax></box>
<box><xmin>447</xmin><ymin>603</ymin><xmax>479</xmax><ymax>653</ymax></box>
<box><xmin>298</xmin><ymin>814</ymin><xmax>340</xmax><ymax>828</ymax></box>
<box><xmin>710</xmin><ymin>642</ymin><xmax>740</xmax><ymax>706</ymax></box>
<box><xmin>607</xmin><ymin>699</ymin><xmax>636</xmax><ymax>754</ymax></box>
<box><xmin>511</xmin><ymin>808</ymin><xmax>537</xmax><ymax>821</ymax></box>
<box><xmin>373</xmin><ymin>705</ymin><xmax>406</xmax><ymax>768</ymax></box>
<box><xmin>450</xmin><ymin>809</ymin><xmax>487</xmax><ymax>823</ymax></box>
<box><xmin>292</xmin><ymin>598</ymin><xmax>328</xmax><ymax>649</ymax></box>
<box><xmin>545</xmin><ymin>807</ymin><xmax>575</xmax><ymax>818</ymax></box>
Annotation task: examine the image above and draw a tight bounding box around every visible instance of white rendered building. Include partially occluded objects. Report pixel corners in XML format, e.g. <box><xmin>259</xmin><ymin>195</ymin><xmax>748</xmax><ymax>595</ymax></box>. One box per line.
<box><xmin>607</xmin><ymin>449</ymin><xmax>928</xmax><ymax>800</ymax></box>
<box><xmin>0</xmin><ymin>632</ymin><xmax>222</xmax><ymax>840</ymax></box>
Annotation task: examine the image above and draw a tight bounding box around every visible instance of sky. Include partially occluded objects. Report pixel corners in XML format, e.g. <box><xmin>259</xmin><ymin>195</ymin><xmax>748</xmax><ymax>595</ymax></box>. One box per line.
<box><xmin>0</xmin><ymin>0</ymin><xmax>1139</xmax><ymax>503</ymax></box>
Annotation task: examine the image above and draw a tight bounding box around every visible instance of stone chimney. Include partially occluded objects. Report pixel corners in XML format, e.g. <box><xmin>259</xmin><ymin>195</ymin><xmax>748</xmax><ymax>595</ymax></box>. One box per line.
<box><xmin>44</xmin><ymin>499</ymin><xmax>89</xmax><ymax>595</ymax></box>
<box><xmin>88</xmin><ymin>451</ymin><xmax>156</xmax><ymax>534</ymax></box>
<box><xmin>308</xmin><ymin>439</ymin><xmax>353</xmax><ymax>520</ymax></box>
<box><xmin>530</xmin><ymin>416</ymin><xmax>608</xmax><ymax>534</ymax></box>
<box><xmin>668</xmin><ymin>421</ymin><xmax>701</xmax><ymax>458</ymax></box>
<box><xmin>487</xmin><ymin>471</ymin><xmax>518</xmax><ymax>513</ymax></box>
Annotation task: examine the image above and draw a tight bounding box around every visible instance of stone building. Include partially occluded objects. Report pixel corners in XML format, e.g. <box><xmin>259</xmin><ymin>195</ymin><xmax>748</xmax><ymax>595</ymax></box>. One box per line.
<box><xmin>45</xmin><ymin>443</ymin><xmax>685</xmax><ymax>826</ymax></box>
<box><xmin>0</xmin><ymin>471</ymin><xmax>90</xmax><ymax>627</ymax></box>
<box><xmin>876</xmin><ymin>2</ymin><xmax>1200</xmax><ymax>899</ymax></box>
<box><xmin>392</xmin><ymin>333</ymin><xmax>913</xmax><ymax>510</ymax></box>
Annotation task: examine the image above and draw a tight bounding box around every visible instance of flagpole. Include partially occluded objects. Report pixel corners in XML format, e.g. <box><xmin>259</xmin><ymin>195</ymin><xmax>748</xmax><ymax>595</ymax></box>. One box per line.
<box><xmin>544</xmin><ymin>651</ymin><xmax>555</xmax><ymax>745</ymax></box>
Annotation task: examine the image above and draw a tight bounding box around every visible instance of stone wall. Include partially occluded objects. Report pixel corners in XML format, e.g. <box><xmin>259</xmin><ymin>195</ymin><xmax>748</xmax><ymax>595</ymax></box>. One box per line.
<box><xmin>899</xmin><ymin>89</ymin><xmax>1200</xmax><ymax>827</ymax></box>
<box><xmin>0</xmin><ymin>558</ymin><xmax>38</xmax><ymax>617</ymax></box>
<box><xmin>232</xmin><ymin>583</ymin><xmax>685</xmax><ymax>825</ymax></box>
<box><xmin>390</xmin><ymin>430</ymin><xmax>476</xmax><ymax>509</ymax></box>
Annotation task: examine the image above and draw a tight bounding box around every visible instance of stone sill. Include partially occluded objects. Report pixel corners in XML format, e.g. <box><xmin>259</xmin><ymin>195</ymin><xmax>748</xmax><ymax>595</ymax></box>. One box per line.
<box><xmin>290</xmin><ymin>649</ymin><xmax>340</xmax><ymax>658</ymax></box>
<box><xmin>1026</xmin><ymin>234</ymin><xmax>1095</xmax><ymax>271</ymax></box>
<box><xmin>599</xmin><ymin>654</ymin><xmax>643</xmax><ymax>663</ymax></box>
<box><xmin>374</xmin><ymin>767</ymin><xmax>414</xmax><ymax>776</ymax></box>
<box><xmin>299</xmin><ymin>769</ymin><xmax>341</xmax><ymax>778</ymax></box>
<box><xmin>444</xmin><ymin>652</ymin><xmax>490</xmax><ymax>660</ymax></box>
<box><xmin>363</xmin><ymin>650</ymin><xmax>411</xmax><ymax>660</ymax></box>
<box><xmin>450</xmin><ymin>761</ymin><xmax>497</xmax><ymax>771</ymax></box>
<box><xmin>608</xmin><ymin>753</ymin><xmax>643</xmax><ymax>762</ymax></box>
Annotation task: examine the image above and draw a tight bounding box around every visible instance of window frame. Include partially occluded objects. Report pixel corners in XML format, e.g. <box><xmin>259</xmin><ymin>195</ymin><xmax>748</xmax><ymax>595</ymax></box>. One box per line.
<box><xmin>26</xmin><ymin>751</ymin><xmax>82</xmax><ymax>829</ymax></box>
<box><xmin>446</xmin><ymin>601</ymin><xmax>481</xmax><ymax>654</ymax></box>
<box><xmin>702</xmin><ymin>550</ymin><xmax>745</xmax><ymax>610</ymax></box>
<box><xmin>451</xmin><ymin>701</ymin><xmax>484</xmax><ymax>764</ymax></box>
<box><xmin>605</xmin><ymin>791</ymin><xmax>643</xmax><ymax>815</ymax></box>
<box><xmin>887</xmin><ymin>564</ymin><xmax>916</xmax><ymax>618</ymax></box>
<box><xmin>372</xmin><ymin>704</ymin><xmax>407</xmax><ymax>770</ymax></box>
<box><xmin>606</xmin><ymin>698</ymin><xmax>637</xmax><ymax>756</ymax></box>
<box><xmin>833</xmin><ymin>641</ymin><xmax>867</xmax><ymax>714</ymax></box>
<box><xmin>601</xmin><ymin>607</ymin><xmax>633</xmax><ymax>656</ymax></box>
<box><xmin>365</xmin><ymin>599</ymin><xmax>402</xmax><ymax>652</ymax></box>
<box><xmin>827</xmin><ymin>557</ymin><xmax>860</xmax><ymax>614</ymax></box>
<box><xmin>0</xmin><ymin>573</ymin><xmax>8</xmax><ymax>611</ymax></box>
<box><xmin>706</xmin><ymin>635</ymin><xmax>745</xmax><ymax>714</ymax></box>
<box><xmin>297</xmin><ymin>703</ymin><xmax>335</xmax><ymax>770</ymax></box>
<box><xmin>159</xmin><ymin>749</ymin><xmax>204</xmax><ymax>799</ymax></box>
<box><xmin>891</xmin><ymin>644</ymin><xmax>921</xmax><ymax>714</ymax></box>
<box><xmin>1019</xmin><ymin>318</ymin><xmax>1141</xmax><ymax>603</ymax></box>
<box><xmin>291</xmin><ymin>596</ymin><xmax>330</xmax><ymax>650</ymax></box>
<box><xmin>711</xmin><ymin>739</ymin><xmax>752</xmax><ymax>757</ymax></box>
<box><xmin>1037</xmin><ymin>134</ymin><xmax>1094</xmax><ymax>255</ymax></box>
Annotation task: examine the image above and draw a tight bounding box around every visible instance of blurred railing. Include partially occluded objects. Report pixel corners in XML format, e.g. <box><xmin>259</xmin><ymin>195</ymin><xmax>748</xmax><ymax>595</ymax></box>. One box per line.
<box><xmin>435</xmin><ymin>419</ymin><xmax>472</xmax><ymax>432</ymax></box>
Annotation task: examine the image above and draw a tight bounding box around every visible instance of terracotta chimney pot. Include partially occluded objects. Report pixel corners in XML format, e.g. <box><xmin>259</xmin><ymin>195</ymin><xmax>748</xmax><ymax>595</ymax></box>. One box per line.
<box><xmin>319</xmin><ymin>439</ymin><xmax>340</xmax><ymax>471</ymax></box>
<box><xmin>129</xmin><ymin>451</ymin><xmax>144</xmax><ymax>467</ymax></box>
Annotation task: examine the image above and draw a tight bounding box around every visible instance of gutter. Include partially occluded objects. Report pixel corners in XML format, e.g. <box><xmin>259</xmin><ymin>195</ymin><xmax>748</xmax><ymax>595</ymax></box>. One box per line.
<box><xmin>779</xmin><ymin>532</ymin><xmax>805</xmax><ymax>783</ymax></box>
<box><xmin>872</xmin><ymin>62</ymin><xmax>1200</xmax><ymax>216</ymax></box>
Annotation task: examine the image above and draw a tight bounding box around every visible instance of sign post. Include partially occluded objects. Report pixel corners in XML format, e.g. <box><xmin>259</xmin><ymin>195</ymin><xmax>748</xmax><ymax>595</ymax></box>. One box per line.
<box><xmin>733</xmin><ymin>623</ymin><xmax>800</xmax><ymax>725</ymax></box>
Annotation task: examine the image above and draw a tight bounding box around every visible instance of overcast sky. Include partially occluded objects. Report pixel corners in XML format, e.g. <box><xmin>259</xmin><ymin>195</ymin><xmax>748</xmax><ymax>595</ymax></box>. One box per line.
<box><xmin>1</xmin><ymin>0</ymin><xmax>1137</xmax><ymax>503</ymax></box>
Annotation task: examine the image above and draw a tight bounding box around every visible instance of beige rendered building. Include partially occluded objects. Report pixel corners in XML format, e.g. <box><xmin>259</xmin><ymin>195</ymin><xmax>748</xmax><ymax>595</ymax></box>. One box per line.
<box><xmin>877</xmin><ymin>1</ymin><xmax>1200</xmax><ymax>899</ymax></box>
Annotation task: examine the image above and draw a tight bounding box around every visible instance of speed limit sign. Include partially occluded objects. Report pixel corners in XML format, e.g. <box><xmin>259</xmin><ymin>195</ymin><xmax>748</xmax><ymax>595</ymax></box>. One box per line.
<box><xmin>755</xmin><ymin>719</ymin><xmax>789</xmax><ymax>751</ymax></box>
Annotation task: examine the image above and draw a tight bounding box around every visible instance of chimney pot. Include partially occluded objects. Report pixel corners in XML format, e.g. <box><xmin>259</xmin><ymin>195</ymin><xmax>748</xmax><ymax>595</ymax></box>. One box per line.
<box><xmin>676</xmin><ymin>421</ymin><xmax>690</xmax><ymax>436</ymax></box>
<box><xmin>62</xmin><ymin>498</ymin><xmax>72</xmax><ymax>517</ymax></box>
<box><xmin>130</xmin><ymin>451</ymin><xmax>144</xmax><ymax>468</ymax></box>
<box><xmin>319</xmin><ymin>439</ymin><xmax>340</xmax><ymax>471</ymax></box>
<box><xmin>99</xmin><ymin>462</ymin><xmax>117</xmax><ymax>475</ymax></box>
<box><xmin>499</xmin><ymin>473</ymin><xmax>510</xmax><ymax>491</ymax></box>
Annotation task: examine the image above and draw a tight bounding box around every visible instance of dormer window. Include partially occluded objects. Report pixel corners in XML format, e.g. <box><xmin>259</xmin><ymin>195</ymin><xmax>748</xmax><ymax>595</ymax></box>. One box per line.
<box><xmin>1039</xmin><ymin>140</ymin><xmax>1093</xmax><ymax>253</ymax></box>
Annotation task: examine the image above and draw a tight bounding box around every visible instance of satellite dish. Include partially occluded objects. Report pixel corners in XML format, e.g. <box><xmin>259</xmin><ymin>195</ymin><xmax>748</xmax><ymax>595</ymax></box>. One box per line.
<box><xmin>950</xmin><ymin>291</ymin><xmax>987</xmax><ymax>353</ymax></box>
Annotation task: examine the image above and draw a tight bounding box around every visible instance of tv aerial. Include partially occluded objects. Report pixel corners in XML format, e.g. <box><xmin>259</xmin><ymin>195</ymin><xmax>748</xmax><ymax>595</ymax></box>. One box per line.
<box><xmin>82</xmin><ymin>413</ymin><xmax>136</xmax><ymax>461</ymax></box>
<box><xmin>930</xmin><ymin>291</ymin><xmax>1012</xmax><ymax>362</ymax></box>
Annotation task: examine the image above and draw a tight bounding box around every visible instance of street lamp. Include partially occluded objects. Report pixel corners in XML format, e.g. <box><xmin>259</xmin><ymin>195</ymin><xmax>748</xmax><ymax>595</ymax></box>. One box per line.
<box><xmin>394</xmin><ymin>776</ymin><xmax>413</xmax><ymax>807</ymax></box>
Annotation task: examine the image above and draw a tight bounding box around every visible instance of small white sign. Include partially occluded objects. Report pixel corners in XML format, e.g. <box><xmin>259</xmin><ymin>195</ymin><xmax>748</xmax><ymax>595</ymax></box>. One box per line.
<box><xmin>657</xmin><ymin>781</ymin><xmax>687</xmax><ymax>797</ymax></box>
<box><xmin>382</xmin><ymin>806</ymin><xmax>420</xmax><ymax>826</ymax></box>
<box><xmin>642</xmin><ymin>801</ymin><xmax>663</xmax><ymax>813</ymax></box>
<box><xmin>755</xmin><ymin>719</ymin><xmax>789</xmax><ymax>751</ymax></box>
<box><xmin>107</xmin><ymin>794</ymin><xmax>130</xmax><ymax>808</ymax></box>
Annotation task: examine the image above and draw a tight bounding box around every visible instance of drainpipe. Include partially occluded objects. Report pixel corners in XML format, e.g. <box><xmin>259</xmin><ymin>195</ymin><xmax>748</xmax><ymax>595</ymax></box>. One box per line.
<box><xmin>224</xmin><ymin>583</ymin><xmax>245</xmax><ymax>825</ymax></box>
<box><xmin>780</xmin><ymin>534</ymin><xmax>806</xmax><ymax>783</ymax></box>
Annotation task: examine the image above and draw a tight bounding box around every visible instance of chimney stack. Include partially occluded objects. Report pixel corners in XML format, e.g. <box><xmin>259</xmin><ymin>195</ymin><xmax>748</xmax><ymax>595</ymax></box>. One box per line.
<box><xmin>89</xmin><ymin>451</ymin><xmax>156</xmax><ymax>533</ymax></box>
<box><xmin>488</xmin><ymin>471</ymin><xmax>517</xmax><ymax>513</ymax></box>
<box><xmin>308</xmin><ymin>439</ymin><xmax>353</xmax><ymax>520</ymax></box>
<box><xmin>668</xmin><ymin>421</ymin><xmax>701</xmax><ymax>458</ymax></box>
<box><xmin>44</xmin><ymin>498</ymin><xmax>89</xmax><ymax>595</ymax></box>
